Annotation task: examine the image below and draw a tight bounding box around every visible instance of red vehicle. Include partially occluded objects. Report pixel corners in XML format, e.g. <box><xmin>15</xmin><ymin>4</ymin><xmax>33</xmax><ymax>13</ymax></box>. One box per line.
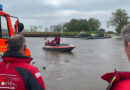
<box><xmin>0</xmin><ymin>5</ymin><xmax>30</xmax><ymax>56</ymax></box>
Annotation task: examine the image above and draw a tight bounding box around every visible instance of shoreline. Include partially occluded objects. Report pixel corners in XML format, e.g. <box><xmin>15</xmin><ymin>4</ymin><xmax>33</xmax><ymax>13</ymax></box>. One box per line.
<box><xmin>21</xmin><ymin>32</ymin><xmax>115</xmax><ymax>38</ymax></box>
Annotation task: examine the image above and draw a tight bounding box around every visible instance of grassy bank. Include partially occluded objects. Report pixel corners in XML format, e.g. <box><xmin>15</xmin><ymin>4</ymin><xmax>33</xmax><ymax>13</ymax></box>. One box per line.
<box><xmin>22</xmin><ymin>32</ymin><xmax>81</xmax><ymax>37</ymax></box>
<box><xmin>22</xmin><ymin>32</ymin><xmax>114</xmax><ymax>37</ymax></box>
<box><xmin>21</xmin><ymin>32</ymin><xmax>61</xmax><ymax>37</ymax></box>
<box><xmin>21</xmin><ymin>31</ymin><xmax>99</xmax><ymax>37</ymax></box>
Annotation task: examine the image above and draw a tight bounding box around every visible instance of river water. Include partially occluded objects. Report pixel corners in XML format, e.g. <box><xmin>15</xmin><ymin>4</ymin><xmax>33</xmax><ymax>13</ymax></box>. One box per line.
<box><xmin>26</xmin><ymin>37</ymin><xmax>130</xmax><ymax>90</ymax></box>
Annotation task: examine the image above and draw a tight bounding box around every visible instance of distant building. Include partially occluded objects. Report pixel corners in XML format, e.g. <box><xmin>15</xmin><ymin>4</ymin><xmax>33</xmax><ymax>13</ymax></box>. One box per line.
<box><xmin>106</xmin><ymin>31</ymin><xmax>115</xmax><ymax>37</ymax></box>
<box><xmin>98</xmin><ymin>29</ymin><xmax>105</xmax><ymax>37</ymax></box>
<box><xmin>99</xmin><ymin>29</ymin><xmax>105</xmax><ymax>34</ymax></box>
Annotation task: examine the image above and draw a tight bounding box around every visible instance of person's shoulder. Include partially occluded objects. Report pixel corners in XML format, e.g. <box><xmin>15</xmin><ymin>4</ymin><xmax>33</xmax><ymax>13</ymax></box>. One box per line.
<box><xmin>15</xmin><ymin>63</ymin><xmax>39</xmax><ymax>73</ymax></box>
<box><xmin>24</xmin><ymin>63</ymin><xmax>38</xmax><ymax>71</ymax></box>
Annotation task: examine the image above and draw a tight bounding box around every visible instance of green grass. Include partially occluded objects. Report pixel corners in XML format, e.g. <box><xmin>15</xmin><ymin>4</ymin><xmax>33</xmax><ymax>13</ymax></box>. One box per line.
<box><xmin>21</xmin><ymin>32</ymin><xmax>61</xmax><ymax>37</ymax></box>
<box><xmin>21</xmin><ymin>31</ymin><xmax>109</xmax><ymax>37</ymax></box>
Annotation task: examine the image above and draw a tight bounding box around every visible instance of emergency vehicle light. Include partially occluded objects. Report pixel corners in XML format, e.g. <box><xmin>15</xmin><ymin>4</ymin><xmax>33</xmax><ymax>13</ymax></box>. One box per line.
<box><xmin>0</xmin><ymin>4</ymin><xmax>3</xmax><ymax>11</ymax></box>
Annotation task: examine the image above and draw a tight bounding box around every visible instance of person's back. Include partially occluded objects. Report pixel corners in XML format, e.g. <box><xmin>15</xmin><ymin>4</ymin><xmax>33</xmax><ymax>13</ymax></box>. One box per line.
<box><xmin>0</xmin><ymin>34</ymin><xmax>45</xmax><ymax>90</ymax></box>
<box><xmin>0</xmin><ymin>54</ymin><xmax>32</xmax><ymax>90</ymax></box>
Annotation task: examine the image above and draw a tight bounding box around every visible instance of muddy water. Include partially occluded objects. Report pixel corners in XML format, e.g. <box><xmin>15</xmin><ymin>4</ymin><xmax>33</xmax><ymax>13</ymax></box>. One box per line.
<box><xmin>26</xmin><ymin>37</ymin><xmax>130</xmax><ymax>90</ymax></box>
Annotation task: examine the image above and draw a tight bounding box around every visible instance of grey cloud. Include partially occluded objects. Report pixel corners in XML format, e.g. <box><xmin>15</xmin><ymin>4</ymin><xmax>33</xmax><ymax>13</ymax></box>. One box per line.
<box><xmin>1</xmin><ymin>0</ymin><xmax>130</xmax><ymax>30</ymax></box>
<box><xmin>60</xmin><ymin>0</ymin><xmax>130</xmax><ymax>11</ymax></box>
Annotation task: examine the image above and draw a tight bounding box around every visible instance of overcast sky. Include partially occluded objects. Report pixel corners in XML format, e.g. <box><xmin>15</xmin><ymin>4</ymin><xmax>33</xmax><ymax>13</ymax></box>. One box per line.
<box><xmin>1</xmin><ymin>0</ymin><xmax>130</xmax><ymax>31</ymax></box>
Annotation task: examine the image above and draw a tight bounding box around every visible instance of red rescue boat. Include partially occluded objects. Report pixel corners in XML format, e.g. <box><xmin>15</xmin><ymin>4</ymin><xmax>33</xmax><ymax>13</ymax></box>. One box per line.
<box><xmin>43</xmin><ymin>44</ymin><xmax>75</xmax><ymax>52</ymax></box>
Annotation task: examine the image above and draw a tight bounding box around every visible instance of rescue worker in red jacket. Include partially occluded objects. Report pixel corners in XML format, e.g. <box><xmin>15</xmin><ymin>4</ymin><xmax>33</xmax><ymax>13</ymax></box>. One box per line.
<box><xmin>0</xmin><ymin>34</ymin><xmax>45</xmax><ymax>90</ymax></box>
<box><xmin>51</xmin><ymin>40</ymin><xmax>56</xmax><ymax>46</ymax></box>
<box><xmin>101</xmin><ymin>24</ymin><xmax>130</xmax><ymax>90</ymax></box>
<box><xmin>54</xmin><ymin>35</ymin><xmax>60</xmax><ymax>45</ymax></box>
<box><xmin>45</xmin><ymin>40</ymin><xmax>51</xmax><ymax>46</ymax></box>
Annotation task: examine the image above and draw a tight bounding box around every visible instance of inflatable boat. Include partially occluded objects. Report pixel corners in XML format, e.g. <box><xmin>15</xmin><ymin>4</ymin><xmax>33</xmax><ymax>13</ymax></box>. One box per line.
<box><xmin>43</xmin><ymin>44</ymin><xmax>75</xmax><ymax>52</ymax></box>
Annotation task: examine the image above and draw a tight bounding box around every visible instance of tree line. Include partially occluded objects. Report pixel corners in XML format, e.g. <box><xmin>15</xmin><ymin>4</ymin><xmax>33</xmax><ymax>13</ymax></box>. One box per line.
<box><xmin>28</xmin><ymin>9</ymin><xmax>130</xmax><ymax>34</ymax></box>
<box><xmin>50</xmin><ymin>9</ymin><xmax>130</xmax><ymax>34</ymax></box>
<box><xmin>51</xmin><ymin>18</ymin><xmax>100</xmax><ymax>33</ymax></box>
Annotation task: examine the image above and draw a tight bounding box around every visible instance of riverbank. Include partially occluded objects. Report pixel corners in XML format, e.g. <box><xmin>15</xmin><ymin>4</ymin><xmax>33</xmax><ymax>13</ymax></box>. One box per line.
<box><xmin>21</xmin><ymin>32</ymin><xmax>61</xmax><ymax>37</ymax></box>
<box><xmin>21</xmin><ymin>32</ymin><xmax>83</xmax><ymax>38</ymax></box>
<box><xmin>21</xmin><ymin>32</ymin><xmax>114</xmax><ymax>38</ymax></box>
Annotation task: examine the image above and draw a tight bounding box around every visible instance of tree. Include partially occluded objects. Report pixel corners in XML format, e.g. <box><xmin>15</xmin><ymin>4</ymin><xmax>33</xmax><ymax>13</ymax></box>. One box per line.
<box><xmin>52</xmin><ymin>18</ymin><xmax>100</xmax><ymax>32</ymax></box>
<box><xmin>30</xmin><ymin>26</ymin><xmax>38</xmax><ymax>32</ymax></box>
<box><xmin>87</xmin><ymin>18</ymin><xmax>101</xmax><ymax>32</ymax></box>
<box><xmin>50</xmin><ymin>25</ymin><xmax>55</xmax><ymax>32</ymax></box>
<box><xmin>78</xmin><ymin>19</ymin><xmax>88</xmax><ymax>31</ymax></box>
<box><xmin>108</xmin><ymin>9</ymin><xmax>130</xmax><ymax>34</ymax></box>
<box><xmin>63</xmin><ymin>19</ymin><xmax>79</xmax><ymax>32</ymax></box>
<box><xmin>63</xmin><ymin>19</ymin><xmax>89</xmax><ymax>32</ymax></box>
<box><xmin>50</xmin><ymin>24</ymin><xmax>64</xmax><ymax>32</ymax></box>
<box><xmin>38</xmin><ymin>26</ymin><xmax>42</xmax><ymax>31</ymax></box>
<box><xmin>45</xmin><ymin>27</ymin><xmax>49</xmax><ymax>32</ymax></box>
<box><xmin>54</xmin><ymin>24</ymin><xmax>63</xmax><ymax>32</ymax></box>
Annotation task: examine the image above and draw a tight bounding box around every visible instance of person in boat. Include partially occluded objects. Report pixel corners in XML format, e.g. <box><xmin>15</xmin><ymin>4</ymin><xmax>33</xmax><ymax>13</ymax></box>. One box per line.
<box><xmin>45</xmin><ymin>41</ymin><xmax>48</xmax><ymax>46</ymax></box>
<box><xmin>54</xmin><ymin>35</ymin><xmax>60</xmax><ymax>45</ymax></box>
<box><xmin>0</xmin><ymin>34</ymin><xmax>46</xmax><ymax>90</ymax></box>
<box><xmin>51</xmin><ymin>40</ymin><xmax>56</xmax><ymax>46</ymax></box>
<box><xmin>45</xmin><ymin>40</ymin><xmax>51</xmax><ymax>46</ymax></box>
<box><xmin>101</xmin><ymin>24</ymin><xmax>130</xmax><ymax>90</ymax></box>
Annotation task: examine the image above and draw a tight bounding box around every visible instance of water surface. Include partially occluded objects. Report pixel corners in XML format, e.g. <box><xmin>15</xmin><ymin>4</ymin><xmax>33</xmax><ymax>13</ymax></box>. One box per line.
<box><xmin>26</xmin><ymin>37</ymin><xmax>130</xmax><ymax>90</ymax></box>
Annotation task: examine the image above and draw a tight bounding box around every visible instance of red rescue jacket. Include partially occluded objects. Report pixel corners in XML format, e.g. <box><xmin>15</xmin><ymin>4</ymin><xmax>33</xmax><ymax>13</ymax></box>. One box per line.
<box><xmin>55</xmin><ymin>36</ymin><xmax>60</xmax><ymax>43</ymax></box>
<box><xmin>101</xmin><ymin>70</ymin><xmax>130</xmax><ymax>90</ymax></box>
<box><xmin>0</xmin><ymin>50</ymin><xmax>45</xmax><ymax>90</ymax></box>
